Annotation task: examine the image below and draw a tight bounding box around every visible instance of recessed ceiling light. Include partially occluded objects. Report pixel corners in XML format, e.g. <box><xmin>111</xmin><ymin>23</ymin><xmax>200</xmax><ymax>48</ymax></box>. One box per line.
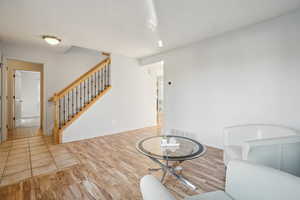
<box><xmin>158</xmin><ymin>40</ymin><xmax>163</xmax><ymax>47</ymax></box>
<box><xmin>42</xmin><ymin>35</ymin><xmax>61</xmax><ymax>45</ymax></box>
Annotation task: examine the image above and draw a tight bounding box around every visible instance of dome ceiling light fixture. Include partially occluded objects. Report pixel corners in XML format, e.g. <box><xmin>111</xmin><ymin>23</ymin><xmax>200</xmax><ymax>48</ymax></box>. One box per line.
<box><xmin>42</xmin><ymin>35</ymin><xmax>61</xmax><ymax>45</ymax></box>
<box><xmin>158</xmin><ymin>40</ymin><xmax>163</xmax><ymax>47</ymax></box>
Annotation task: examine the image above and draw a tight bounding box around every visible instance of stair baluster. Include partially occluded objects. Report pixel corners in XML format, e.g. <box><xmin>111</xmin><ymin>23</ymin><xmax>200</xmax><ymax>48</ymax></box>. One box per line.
<box><xmin>94</xmin><ymin>73</ymin><xmax>96</xmax><ymax>97</ymax></box>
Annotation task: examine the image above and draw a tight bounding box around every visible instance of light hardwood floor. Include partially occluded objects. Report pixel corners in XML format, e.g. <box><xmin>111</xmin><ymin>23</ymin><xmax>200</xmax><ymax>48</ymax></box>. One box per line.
<box><xmin>0</xmin><ymin>127</ymin><xmax>225</xmax><ymax>200</ymax></box>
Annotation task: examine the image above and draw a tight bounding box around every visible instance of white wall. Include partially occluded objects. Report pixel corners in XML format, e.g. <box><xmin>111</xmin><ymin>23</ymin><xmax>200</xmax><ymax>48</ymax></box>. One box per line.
<box><xmin>2</xmin><ymin>44</ymin><xmax>156</xmax><ymax>138</ymax></box>
<box><xmin>63</xmin><ymin>54</ymin><xmax>157</xmax><ymax>142</ymax></box>
<box><xmin>140</xmin><ymin>9</ymin><xmax>300</xmax><ymax>148</ymax></box>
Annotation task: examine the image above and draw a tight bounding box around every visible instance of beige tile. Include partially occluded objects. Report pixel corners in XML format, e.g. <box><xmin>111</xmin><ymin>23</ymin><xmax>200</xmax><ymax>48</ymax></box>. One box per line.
<box><xmin>12</xmin><ymin>141</ymin><xmax>28</xmax><ymax>146</ymax></box>
<box><xmin>32</xmin><ymin>163</ymin><xmax>57</xmax><ymax>176</ymax></box>
<box><xmin>28</xmin><ymin>136</ymin><xmax>44</xmax><ymax>142</ymax></box>
<box><xmin>29</xmin><ymin>137</ymin><xmax>44</xmax><ymax>141</ymax></box>
<box><xmin>0</xmin><ymin>151</ymin><xmax>9</xmax><ymax>162</ymax></box>
<box><xmin>50</xmin><ymin>152</ymin><xmax>68</xmax><ymax>158</ymax></box>
<box><xmin>52</xmin><ymin>153</ymin><xmax>74</xmax><ymax>162</ymax></box>
<box><xmin>4</xmin><ymin>162</ymin><xmax>30</xmax><ymax>176</ymax></box>
<box><xmin>7</xmin><ymin>151</ymin><xmax>30</xmax><ymax>161</ymax></box>
<box><xmin>10</xmin><ymin>147</ymin><xmax>29</xmax><ymax>155</ymax></box>
<box><xmin>56</xmin><ymin>158</ymin><xmax>79</xmax><ymax>169</ymax></box>
<box><xmin>50</xmin><ymin>149</ymin><xmax>69</xmax><ymax>155</ymax></box>
<box><xmin>12</xmin><ymin>142</ymin><xmax>29</xmax><ymax>149</ymax></box>
<box><xmin>29</xmin><ymin>137</ymin><xmax>44</xmax><ymax>142</ymax></box>
<box><xmin>0</xmin><ymin>140</ymin><xmax>12</xmax><ymax>146</ymax></box>
<box><xmin>11</xmin><ymin>142</ymin><xmax>29</xmax><ymax>148</ymax></box>
<box><xmin>31</xmin><ymin>152</ymin><xmax>52</xmax><ymax>161</ymax></box>
<box><xmin>0</xmin><ymin>160</ymin><xmax>6</xmax><ymax>168</ymax></box>
<box><xmin>0</xmin><ymin>142</ymin><xmax>12</xmax><ymax>148</ymax></box>
<box><xmin>6</xmin><ymin>157</ymin><xmax>30</xmax><ymax>167</ymax></box>
<box><xmin>0</xmin><ymin>169</ymin><xmax>31</xmax><ymax>187</ymax></box>
<box><xmin>0</xmin><ymin>143</ymin><xmax>12</xmax><ymax>152</ymax></box>
<box><xmin>30</xmin><ymin>148</ymin><xmax>49</xmax><ymax>156</ymax></box>
<box><xmin>32</xmin><ymin>157</ymin><xmax>54</xmax><ymax>168</ymax></box>
<box><xmin>30</xmin><ymin>145</ymin><xmax>48</xmax><ymax>152</ymax></box>
<box><xmin>50</xmin><ymin>151</ymin><xmax>69</xmax><ymax>158</ymax></box>
<box><xmin>29</xmin><ymin>141</ymin><xmax>46</xmax><ymax>148</ymax></box>
<box><xmin>12</xmin><ymin>138</ymin><xmax>28</xmax><ymax>143</ymax></box>
<box><xmin>48</xmin><ymin>145</ymin><xmax>67</xmax><ymax>152</ymax></box>
<box><xmin>0</xmin><ymin>159</ymin><xmax>6</xmax><ymax>173</ymax></box>
<box><xmin>0</xmin><ymin>166</ymin><xmax>5</xmax><ymax>176</ymax></box>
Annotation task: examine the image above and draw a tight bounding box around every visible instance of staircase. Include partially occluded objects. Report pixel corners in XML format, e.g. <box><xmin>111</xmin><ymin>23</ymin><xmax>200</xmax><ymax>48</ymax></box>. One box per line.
<box><xmin>49</xmin><ymin>57</ymin><xmax>111</xmax><ymax>144</ymax></box>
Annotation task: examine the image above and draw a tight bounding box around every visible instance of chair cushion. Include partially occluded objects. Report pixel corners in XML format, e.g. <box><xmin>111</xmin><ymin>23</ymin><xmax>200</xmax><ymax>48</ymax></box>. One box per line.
<box><xmin>185</xmin><ymin>191</ymin><xmax>233</xmax><ymax>200</ymax></box>
<box><xmin>226</xmin><ymin>160</ymin><xmax>300</xmax><ymax>200</ymax></box>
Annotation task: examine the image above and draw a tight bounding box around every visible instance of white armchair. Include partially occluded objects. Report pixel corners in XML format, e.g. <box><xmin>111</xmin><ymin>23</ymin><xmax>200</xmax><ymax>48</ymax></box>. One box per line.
<box><xmin>140</xmin><ymin>161</ymin><xmax>300</xmax><ymax>200</ymax></box>
<box><xmin>223</xmin><ymin>124</ymin><xmax>300</xmax><ymax>176</ymax></box>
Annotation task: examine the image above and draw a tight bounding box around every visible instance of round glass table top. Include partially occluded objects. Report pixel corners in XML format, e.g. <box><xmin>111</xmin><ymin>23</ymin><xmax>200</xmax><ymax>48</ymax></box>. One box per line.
<box><xmin>136</xmin><ymin>135</ymin><xmax>206</xmax><ymax>161</ymax></box>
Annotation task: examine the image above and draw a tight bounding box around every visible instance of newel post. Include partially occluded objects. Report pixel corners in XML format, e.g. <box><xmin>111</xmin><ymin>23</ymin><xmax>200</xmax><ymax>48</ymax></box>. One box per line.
<box><xmin>53</xmin><ymin>94</ymin><xmax>61</xmax><ymax>144</ymax></box>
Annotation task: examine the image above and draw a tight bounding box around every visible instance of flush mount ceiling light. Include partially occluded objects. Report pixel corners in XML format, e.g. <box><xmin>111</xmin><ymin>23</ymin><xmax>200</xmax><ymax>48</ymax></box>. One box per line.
<box><xmin>158</xmin><ymin>40</ymin><xmax>163</xmax><ymax>47</ymax></box>
<box><xmin>42</xmin><ymin>35</ymin><xmax>61</xmax><ymax>45</ymax></box>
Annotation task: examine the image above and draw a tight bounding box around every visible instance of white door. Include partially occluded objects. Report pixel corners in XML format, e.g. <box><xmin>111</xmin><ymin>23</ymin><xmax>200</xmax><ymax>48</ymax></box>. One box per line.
<box><xmin>14</xmin><ymin>70</ymin><xmax>40</xmax><ymax>128</ymax></box>
<box><xmin>14</xmin><ymin>70</ymin><xmax>22</xmax><ymax>127</ymax></box>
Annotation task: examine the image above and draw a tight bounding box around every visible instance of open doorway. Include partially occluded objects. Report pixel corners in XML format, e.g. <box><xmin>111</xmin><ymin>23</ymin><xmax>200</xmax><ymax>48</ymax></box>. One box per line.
<box><xmin>7</xmin><ymin>59</ymin><xmax>43</xmax><ymax>140</ymax></box>
<box><xmin>146</xmin><ymin>61</ymin><xmax>164</xmax><ymax>127</ymax></box>
<box><xmin>14</xmin><ymin>70</ymin><xmax>40</xmax><ymax>128</ymax></box>
<box><xmin>156</xmin><ymin>75</ymin><xmax>163</xmax><ymax>127</ymax></box>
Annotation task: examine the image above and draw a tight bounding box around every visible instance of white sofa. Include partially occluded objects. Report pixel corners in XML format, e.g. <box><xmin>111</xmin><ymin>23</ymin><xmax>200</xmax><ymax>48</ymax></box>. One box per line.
<box><xmin>223</xmin><ymin>124</ymin><xmax>300</xmax><ymax>176</ymax></box>
<box><xmin>140</xmin><ymin>160</ymin><xmax>300</xmax><ymax>200</ymax></box>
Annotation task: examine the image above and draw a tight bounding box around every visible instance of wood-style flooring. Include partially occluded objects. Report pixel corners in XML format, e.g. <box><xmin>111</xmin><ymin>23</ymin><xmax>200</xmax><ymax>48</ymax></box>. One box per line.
<box><xmin>0</xmin><ymin>127</ymin><xmax>225</xmax><ymax>200</ymax></box>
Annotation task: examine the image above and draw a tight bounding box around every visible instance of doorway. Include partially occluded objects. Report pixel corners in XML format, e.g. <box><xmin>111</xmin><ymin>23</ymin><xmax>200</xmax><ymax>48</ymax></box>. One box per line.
<box><xmin>14</xmin><ymin>70</ymin><xmax>40</xmax><ymax>128</ymax></box>
<box><xmin>146</xmin><ymin>61</ymin><xmax>164</xmax><ymax>127</ymax></box>
<box><xmin>7</xmin><ymin>59</ymin><xmax>44</xmax><ymax>140</ymax></box>
<box><xmin>156</xmin><ymin>75</ymin><xmax>163</xmax><ymax>127</ymax></box>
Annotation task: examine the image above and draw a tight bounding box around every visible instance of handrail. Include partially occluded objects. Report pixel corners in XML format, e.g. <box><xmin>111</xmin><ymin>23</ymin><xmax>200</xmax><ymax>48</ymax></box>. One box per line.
<box><xmin>49</xmin><ymin>57</ymin><xmax>110</xmax><ymax>101</ymax></box>
<box><xmin>49</xmin><ymin>56</ymin><xmax>112</xmax><ymax>144</ymax></box>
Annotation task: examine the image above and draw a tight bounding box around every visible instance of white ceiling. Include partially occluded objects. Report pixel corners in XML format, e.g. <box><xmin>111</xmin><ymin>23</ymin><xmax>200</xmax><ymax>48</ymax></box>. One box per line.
<box><xmin>0</xmin><ymin>0</ymin><xmax>300</xmax><ymax>58</ymax></box>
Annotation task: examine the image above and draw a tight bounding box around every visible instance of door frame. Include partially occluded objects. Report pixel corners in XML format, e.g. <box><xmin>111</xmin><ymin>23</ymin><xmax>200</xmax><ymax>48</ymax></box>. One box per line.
<box><xmin>0</xmin><ymin>62</ymin><xmax>3</xmax><ymax>143</ymax></box>
<box><xmin>156</xmin><ymin>76</ymin><xmax>163</xmax><ymax>127</ymax></box>
<box><xmin>7</xmin><ymin>59</ymin><xmax>44</xmax><ymax>131</ymax></box>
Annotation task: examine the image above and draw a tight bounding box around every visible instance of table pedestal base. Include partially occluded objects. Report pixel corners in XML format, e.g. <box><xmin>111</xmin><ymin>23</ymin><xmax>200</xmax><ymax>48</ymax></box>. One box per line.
<box><xmin>148</xmin><ymin>157</ymin><xmax>197</xmax><ymax>190</ymax></box>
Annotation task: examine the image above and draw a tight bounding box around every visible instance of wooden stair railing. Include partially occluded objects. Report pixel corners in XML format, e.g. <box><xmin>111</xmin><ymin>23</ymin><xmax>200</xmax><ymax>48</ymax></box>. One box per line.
<box><xmin>49</xmin><ymin>57</ymin><xmax>112</xmax><ymax>144</ymax></box>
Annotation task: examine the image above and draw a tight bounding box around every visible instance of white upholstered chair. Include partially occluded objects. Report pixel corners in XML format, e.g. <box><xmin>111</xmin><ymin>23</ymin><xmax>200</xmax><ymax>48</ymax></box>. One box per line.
<box><xmin>223</xmin><ymin>124</ymin><xmax>300</xmax><ymax>176</ymax></box>
<box><xmin>140</xmin><ymin>160</ymin><xmax>300</xmax><ymax>200</ymax></box>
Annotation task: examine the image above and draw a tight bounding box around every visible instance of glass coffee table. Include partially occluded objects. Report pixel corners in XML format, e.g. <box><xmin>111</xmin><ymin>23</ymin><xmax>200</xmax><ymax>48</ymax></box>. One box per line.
<box><xmin>136</xmin><ymin>135</ymin><xmax>206</xmax><ymax>190</ymax></box>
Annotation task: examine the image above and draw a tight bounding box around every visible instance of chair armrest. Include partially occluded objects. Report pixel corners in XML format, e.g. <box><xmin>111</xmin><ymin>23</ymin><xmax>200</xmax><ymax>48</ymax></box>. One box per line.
<box><xmin>242</xmin><ymin>136</ymin><xmax>300</xmax><ymax>160</ymax></box>
<box><xmin>140</xmin><ymin>175</ymin><xmax>176</xmax><ymax>200</ymax></box>
<box><xmin>245</xmin><ymin>135</ymin><xmax>300</xmax><ymax>147</ymax></box>
<box><xmin>223</xmin><ymin>126</ymin><xmax>258</xmax><ymax>146</ymax></box>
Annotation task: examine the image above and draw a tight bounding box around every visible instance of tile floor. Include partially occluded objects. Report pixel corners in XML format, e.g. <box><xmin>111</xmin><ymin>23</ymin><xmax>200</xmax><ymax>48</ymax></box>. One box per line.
<box><xmin>0</xmin><ymin>135</ymin><xmax>79</xmax><ymax>187</ymax></box>
<box><xmin>7</xmin><ymin>127</ymin><xmax>42</xmax><ymax>140</ymax></box>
